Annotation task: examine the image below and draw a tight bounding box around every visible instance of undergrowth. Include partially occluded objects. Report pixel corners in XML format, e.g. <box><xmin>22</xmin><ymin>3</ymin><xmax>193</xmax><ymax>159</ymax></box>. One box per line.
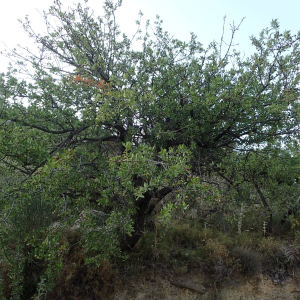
<box><xmin>1</xmin><ymin>204</ymin><xmax>300</xmax><ymax>299</ymax></box>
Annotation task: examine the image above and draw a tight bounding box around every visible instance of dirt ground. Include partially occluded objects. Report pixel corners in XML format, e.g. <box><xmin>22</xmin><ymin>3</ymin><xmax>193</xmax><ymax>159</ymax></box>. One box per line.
<box><xmin>111</xmin><ymin>267</ymin><xmax>300</xmax><ymax>300</ymax></box>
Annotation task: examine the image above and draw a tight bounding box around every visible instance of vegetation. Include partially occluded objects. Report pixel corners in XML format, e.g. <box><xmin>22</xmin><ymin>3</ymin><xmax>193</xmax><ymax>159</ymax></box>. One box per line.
<box><xmin>0</xmin><ymin>0</ymin><xmax>300</xmax><ymax>298</ymax></box>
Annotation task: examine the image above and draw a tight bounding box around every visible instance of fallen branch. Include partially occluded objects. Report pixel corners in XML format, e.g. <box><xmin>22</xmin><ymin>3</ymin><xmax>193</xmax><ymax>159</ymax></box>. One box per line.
<box><xmin>170</xmin><ymin>281</ymin><xmax>206</xmax><ymax>294</ymax></box>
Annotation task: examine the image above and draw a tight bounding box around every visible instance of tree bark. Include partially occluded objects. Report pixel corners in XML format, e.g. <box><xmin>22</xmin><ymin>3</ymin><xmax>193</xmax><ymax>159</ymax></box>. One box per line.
<box><xmin>120</xmin><ymin>186</ymin><xmax>173</xmax><ymax>250</ymax></box>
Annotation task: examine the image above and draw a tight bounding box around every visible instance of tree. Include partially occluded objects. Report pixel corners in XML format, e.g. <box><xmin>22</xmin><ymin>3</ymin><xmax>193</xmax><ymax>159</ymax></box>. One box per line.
<box><xmin>214</xmin><ymin>145</ymin><xmax>300</xmax><ymax>233</ymax></box>
<box><xmin>0</xmin><ymin>0</ymin><xmax>300</xmax><ymax>297</ymax></box>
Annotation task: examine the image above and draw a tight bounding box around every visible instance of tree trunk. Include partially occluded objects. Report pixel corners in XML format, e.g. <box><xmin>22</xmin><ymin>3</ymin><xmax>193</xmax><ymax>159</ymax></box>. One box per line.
<box><xmin>120</xmin><ymin>187</ymin><xmax>173</xmax><ymax>250</ymax></box>
<box><xmin>254</xmin><ymin>183</ymin><xmax>273</xmax><ymax>233</ymax></box>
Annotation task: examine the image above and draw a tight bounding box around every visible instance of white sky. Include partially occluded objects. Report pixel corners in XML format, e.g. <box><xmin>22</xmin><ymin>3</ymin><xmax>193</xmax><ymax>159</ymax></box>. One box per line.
<box><xmin>0</xmin><ymin>0</ymin><xmax>300</xmax><ymax>71</ymax></box>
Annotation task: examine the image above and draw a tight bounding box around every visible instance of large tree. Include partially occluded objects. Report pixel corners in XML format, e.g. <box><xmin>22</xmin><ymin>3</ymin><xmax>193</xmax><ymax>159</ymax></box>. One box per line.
<box><xmin>0</xmin><ymin>0</ymin><xmax>300</xmax><ymax>297</ymax></box>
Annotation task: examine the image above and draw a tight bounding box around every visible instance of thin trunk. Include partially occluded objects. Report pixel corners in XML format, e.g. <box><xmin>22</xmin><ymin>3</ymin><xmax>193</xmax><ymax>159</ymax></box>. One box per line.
<box><xmin>254</xmin><ymin>183</ymin><xmax>273</xmax><ymax>233</ymax></box>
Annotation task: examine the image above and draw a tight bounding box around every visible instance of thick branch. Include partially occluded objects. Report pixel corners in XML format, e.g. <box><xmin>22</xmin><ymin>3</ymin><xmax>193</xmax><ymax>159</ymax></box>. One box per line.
<box><xmin>10</xmin><ymin>118</ymin><xmax>74</xmax><ymax>134</ymax></box>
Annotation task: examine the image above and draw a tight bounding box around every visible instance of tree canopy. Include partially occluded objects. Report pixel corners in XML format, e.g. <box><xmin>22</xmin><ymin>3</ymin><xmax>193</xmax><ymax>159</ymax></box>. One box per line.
<box><xmin>0</xmin><ymin>0</ymin><xmax>300</xmax><ymax>297</ymax></box>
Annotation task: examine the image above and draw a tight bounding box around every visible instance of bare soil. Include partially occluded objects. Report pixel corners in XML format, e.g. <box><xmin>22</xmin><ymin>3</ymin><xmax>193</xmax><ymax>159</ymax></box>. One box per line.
<box><xmin>111</xmin><ymin>267</ymin><xmax>300</xmax><ymax>300</ymax></box>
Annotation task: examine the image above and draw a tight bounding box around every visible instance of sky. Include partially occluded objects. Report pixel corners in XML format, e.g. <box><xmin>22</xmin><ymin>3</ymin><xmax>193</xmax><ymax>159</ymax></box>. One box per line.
<box><xmin>0</xmin><ymin>0</ymin><xmax>300</xmax><ymax>71</ymax></box>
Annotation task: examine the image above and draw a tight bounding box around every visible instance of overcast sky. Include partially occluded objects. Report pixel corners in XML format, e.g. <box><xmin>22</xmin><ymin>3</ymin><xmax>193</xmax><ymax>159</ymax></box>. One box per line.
<box><xmin>0</xmin><ymin>0</ymin><xmax>299</xmax><ymax>71</ymax></box>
